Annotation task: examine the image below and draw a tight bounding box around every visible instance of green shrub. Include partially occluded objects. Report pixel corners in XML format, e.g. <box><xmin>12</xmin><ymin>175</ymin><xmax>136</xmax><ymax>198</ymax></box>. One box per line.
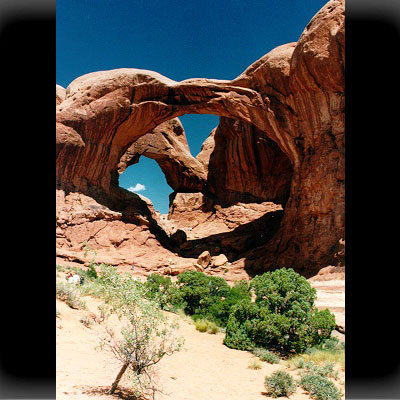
<box><xmin>253</xmin><ymin>348</ymin><xmax>280</xmax><ymax>364</ymax></box>
<box><xmin>300</xmin><ymin>373</ymin><xmax>342</xmax><ymax>400</ymax></box>
<box><xmin>224</xmin><ymin>268</ymin><xmax>336</xmax><ymax>354</ymax></box>
<box><xmin>177</xmin><ymin>271</ymin><xmax>230</xmax><ymax>318</ymax></box>
<box><xmin>205</xmin><ymin>280</ymin><xmax>251</xmax><ymax>327</ymax></box>
<box><xmin>86</xmin><ymin>261</ymin><xmax>98</xmax><ymax>279</ymax></box>
<box><xmin>144</xmin><ymin>273</ymin><xmax>185</xmax><ymax>311</ymax></box>
<box><xmin>251</xmin><ymin>268</ymin><xmax>316</xmax><ymax>313</ymax></box>
<box><xmin>264</xmin><ymin>371</ymin><xmax>296</xmax><ymax>398</ymax></box>
<box><xmin>223</xmin><ymin>299</ymin><xmax>260</xmax><ymax>351</ymax></box>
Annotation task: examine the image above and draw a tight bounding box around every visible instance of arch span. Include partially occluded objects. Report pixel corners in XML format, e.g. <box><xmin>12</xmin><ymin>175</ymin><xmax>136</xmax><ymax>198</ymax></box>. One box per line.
<box><xmin>56</xmin><ymin>0</ymin><xmax>344</xmax><ymax>275</ymax></box>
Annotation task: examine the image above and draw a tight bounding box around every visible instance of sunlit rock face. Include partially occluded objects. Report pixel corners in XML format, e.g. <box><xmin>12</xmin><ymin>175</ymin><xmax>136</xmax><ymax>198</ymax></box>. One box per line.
<box><xmin>56</xmin><ymin>0</ymin><xmax>344</xmax><ymax>278</ymax></box>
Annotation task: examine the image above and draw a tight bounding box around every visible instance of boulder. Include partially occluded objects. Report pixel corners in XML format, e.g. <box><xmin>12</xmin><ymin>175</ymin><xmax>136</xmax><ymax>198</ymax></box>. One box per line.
<box><xmin>197</xmin><ymin>251</ymin><xmax>211</xmax><ymax>269</ymax></box>
<box><xmin>211</xmin><ymin>254</ymin><xmax>228</xmax><ymax>268</ymax></box>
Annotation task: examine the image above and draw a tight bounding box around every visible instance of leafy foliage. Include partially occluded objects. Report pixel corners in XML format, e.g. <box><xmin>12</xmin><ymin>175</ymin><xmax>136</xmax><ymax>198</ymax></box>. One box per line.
<box><xmin>144</xmin><ymin>271</ymin><xmax>250</xmax><ymax>327</ymax></box>
<box><xmin>177</xmin><ymin>271</ymin><xmax>230</xmax><ymax>317</ymax></box>
<box><xmin>224</xmin><ymin>268</ymin><xmax>336</xmax><ymax>353</ymax></box>
<box><xmin>144</xmin><ymin>273</ymin><xmax>184</xmax><ymax>311</ymax></box>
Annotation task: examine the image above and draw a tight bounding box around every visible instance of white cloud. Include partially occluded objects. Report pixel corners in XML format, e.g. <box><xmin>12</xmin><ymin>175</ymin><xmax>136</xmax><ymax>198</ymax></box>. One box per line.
<box><xmin>127</xmin><ymin>183</ymin><xmax>146</xmax><ymax>192</ymax></box>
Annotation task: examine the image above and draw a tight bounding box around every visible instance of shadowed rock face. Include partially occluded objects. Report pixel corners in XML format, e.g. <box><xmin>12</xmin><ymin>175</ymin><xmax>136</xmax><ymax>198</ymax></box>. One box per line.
<box><xmin>56</xmin><ymin>0</ymin><xmax>344</xmax><ymax>277</ymax></box>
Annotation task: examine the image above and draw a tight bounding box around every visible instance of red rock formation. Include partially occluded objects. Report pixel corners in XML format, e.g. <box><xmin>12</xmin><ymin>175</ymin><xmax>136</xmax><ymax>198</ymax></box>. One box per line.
<box><xmin>56</xmin><ymin>0</ymin><xmax>345</xmax><ymax>278</ymax></box>
<box><xmin>205</xmin><ymin>118</ymin><xmax>293</xmax><ymax>206</ymax></box>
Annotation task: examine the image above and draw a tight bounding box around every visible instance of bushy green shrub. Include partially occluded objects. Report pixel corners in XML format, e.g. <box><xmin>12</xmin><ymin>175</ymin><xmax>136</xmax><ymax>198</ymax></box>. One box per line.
<box><xmin>300</xmin><ymin>373</ymin><xmax>342</xmax><ymax>400</ymax></box>
<box><xmin>86</xmin><ymin>261</ymin><xmax>98</xmax><ymax>279</ymax></box>
<box><xmin>251</xmin><ymin>268</ymin><xmax>316</xmax><ymax>313</ymax></box>
<box><xmin>204</xmin><ymin>280</ymin><xmax>251</xmax><ymax>327</ymax></box>
<box><xmin>144</xmin><ymin>271</ymin><xmax>250</xmax><ymax>328</ymax></box>
<box><xmin>224</xmin><ymin>268</ymin><xmax>336</xmax><ymax>353</ymax></box>
<box><xmin>177</xmin><ymin>271</ymin><xmax>230</xmax><ymax>318</ymax></box>
<box><xmin>223</xmin><ymin>299</ymin><xmax>260</xmax><ymax>350</ymax></box>
<box><xmin>144</xmin><ymin>273</ymin><xmax>184</xmax><ymax>310</ymax></box>
<box><xmin>264</xmin><ymin>371</ymin><xmax>296</xmax><ymax>398</ymax></box>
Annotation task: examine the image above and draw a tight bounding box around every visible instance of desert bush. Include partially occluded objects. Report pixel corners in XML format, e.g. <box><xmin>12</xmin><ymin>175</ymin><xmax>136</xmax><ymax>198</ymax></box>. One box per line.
<box><xmin>176</xmin><ymin>271</ymin><xmax>230</xmax><ymax>318</ymax></box>
<box><xmin>96</xmin><ymin>265</ymin><xmax>183</xmax><ymax>397</ymax></box>
<box><xmin>204</xmin><ymin>280</ymin><xmax>251</xmax><ymax>327</ymax></box>
<box><xmin>56</xmin><ymin>282</ymin><xmax>87</xmax><ymax>310</ymax></box>
<box><xmin>145</xmin><ymin>271</ymin><xmax>250</xmax><ymax>328</ymax></box>
<box><xmin>264</xmin><ymin>370</ymin><xmax>296</xmax><ymax>398</ymax></box>
<box><xmin>194</xmin><ymin>319</ymin><xmax>208</xmax><ymax>332</ymax></box>
<box><xmin>223</xmin><ymin>299</ymin><xmax>260</xmax><ymax>351</ymax></box>
<box><xmin>144</xmin><ymin>273</ymin><xmax>184</xmax><ymax>311</ymax></box>
<box><xmin>299</xmin><ymin>373</ymin><xmax>342</xmax><ymax>400</ymax></box>
<box><xmin>253</xmin><ymin>348</ymin><xmax>280</xmax><ymax>364</ymax></box>
<box><xmin>224</xmin><ymin>268</ymin><xmax>336</xmax><ymax>353</ymax></box>
<box><xmin>295</xmin><ymin>360</ymin><xmax>339</xmax><ymax>380</ymax></box>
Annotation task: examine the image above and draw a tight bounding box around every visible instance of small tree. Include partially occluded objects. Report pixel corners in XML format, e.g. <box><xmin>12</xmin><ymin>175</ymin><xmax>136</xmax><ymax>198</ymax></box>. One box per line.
<box><xmin>97</xmin><ymin>265</ymin><xmax>184</xmax><ymax>398</ymax></box>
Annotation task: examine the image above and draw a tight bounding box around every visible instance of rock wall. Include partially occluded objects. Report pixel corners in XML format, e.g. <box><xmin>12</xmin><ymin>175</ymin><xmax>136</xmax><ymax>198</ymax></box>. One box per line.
<box><xmin>56</xmin><ymin>0</ymin><xmax>345</xmax><ymax>278</ymax></box>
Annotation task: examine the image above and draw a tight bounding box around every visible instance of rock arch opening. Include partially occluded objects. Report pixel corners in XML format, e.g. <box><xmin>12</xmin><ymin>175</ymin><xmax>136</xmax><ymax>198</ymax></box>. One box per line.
<box><xmin>119</xmin><ymin>157</ymin><xmax>173</xmax><ymax>215</ymax></box>
<box><xmin>114</xmin><ymin>112</ymin><xmax>293</xmax><ymax>267</ymax></box>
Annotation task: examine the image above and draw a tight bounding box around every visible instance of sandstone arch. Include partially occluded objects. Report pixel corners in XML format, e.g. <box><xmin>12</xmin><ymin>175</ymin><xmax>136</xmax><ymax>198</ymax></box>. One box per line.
<box><xmin>56</xmin><ymin>0</ymin><xmax>344</xmax><ymax>277</ymax></box>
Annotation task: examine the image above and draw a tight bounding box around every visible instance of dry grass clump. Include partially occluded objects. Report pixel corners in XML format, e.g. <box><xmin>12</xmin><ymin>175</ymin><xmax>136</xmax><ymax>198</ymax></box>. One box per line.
<box><xmin>56</xmin><ymin>281</ymin><xmax>87</xmax><ymax>310</ymax></box>
<box><xmin>248</xmin><ymin>357</ymin><xmax>262</xmax><ymax>370</ymax></box>
<box><xmin>194</xmin><ymin>319</ymin><xmax>220</xmax><ymax>334</ymax></box>
<box><xmin>285</xmin><ymin>348</ymin><xmax>345</xmax><ymax>371</ymax></box>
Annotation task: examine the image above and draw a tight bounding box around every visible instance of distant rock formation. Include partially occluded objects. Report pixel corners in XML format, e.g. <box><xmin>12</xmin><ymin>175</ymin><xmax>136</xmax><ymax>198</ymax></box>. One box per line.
<box><xmin>56</xmin><ymin>0</ymin><xmax>344</xmax><ymax>278</ymax></box>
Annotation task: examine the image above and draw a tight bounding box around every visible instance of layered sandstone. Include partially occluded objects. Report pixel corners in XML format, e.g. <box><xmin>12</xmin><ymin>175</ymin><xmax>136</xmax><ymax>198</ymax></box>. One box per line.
<box><xmin>56</xmin><ymin>0</ymin><xmax>345</xmax><ymax>278</ymax></box>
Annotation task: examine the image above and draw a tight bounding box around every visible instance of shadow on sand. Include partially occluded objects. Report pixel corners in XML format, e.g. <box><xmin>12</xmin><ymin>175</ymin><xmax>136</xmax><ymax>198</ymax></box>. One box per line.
<box><xmin>80</xmin><ymin>385</ymin><xmax>148</xmax><ymax>400</ymax></box>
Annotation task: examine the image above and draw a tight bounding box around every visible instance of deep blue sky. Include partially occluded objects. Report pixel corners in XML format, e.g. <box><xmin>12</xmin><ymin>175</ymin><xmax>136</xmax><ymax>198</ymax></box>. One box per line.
<box><xmin>57</xmin><ymin>0</ymin><xmax>328</xmax><ymax>213</ymax></box>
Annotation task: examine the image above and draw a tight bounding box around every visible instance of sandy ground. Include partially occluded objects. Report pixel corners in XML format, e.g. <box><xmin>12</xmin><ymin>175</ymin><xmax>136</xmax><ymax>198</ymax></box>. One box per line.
<box><xmin>56</xmin><ymin>271</ymin><xmax>345</xmax><ymax>400</ymax></box>
<box><xmin>310</xmin><ymin>280</ymin><xmax>345</xmax><ymax>333</ymax></box>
